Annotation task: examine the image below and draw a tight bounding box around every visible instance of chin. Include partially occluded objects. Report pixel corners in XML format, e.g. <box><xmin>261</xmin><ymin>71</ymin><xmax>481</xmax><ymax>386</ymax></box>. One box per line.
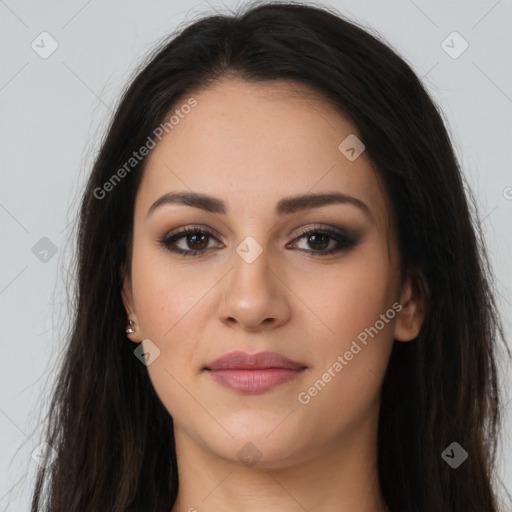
<box><xmin>199</xmin><ymin>417</ymin><xmax>309</xmax><ymax>469</ymax></box>
<box><xmin>212</xmin><ymin>436</ymin><xmax>304</xmax><ymax>470</ymax></box>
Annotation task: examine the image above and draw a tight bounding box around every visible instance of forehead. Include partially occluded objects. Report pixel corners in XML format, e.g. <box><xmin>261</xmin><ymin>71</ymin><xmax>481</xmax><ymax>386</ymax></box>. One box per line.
<box><xmin>136</xmin><ymin>78</ymin><xmax>389</xmax><ymax>230</ymax></box>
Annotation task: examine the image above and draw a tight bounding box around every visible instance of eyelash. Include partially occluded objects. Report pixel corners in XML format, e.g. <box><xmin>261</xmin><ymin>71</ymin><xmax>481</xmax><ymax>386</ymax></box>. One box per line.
<box><xmin>158</xmin><ymin>224</ymin><xmax>357</xmax><ymax>258</ymax></box>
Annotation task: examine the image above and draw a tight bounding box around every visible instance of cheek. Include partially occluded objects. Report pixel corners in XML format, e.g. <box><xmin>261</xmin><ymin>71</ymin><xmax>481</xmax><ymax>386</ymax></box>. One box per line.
<box><xmin>296</xmin><ymin>296</ymin><xmax>394</xmax><ymax>438</ymax></box>
<box><xmin>294</xmin><ymin>250</ymin><xmax>396</xmax><ymax>404</ymax></box>
<box><xmin>130</xmin><ymin>243</ymin><xmax>207</xmax><ymax>338</ymax></box>
<box><xmin>295</xmin><ymin>253</ymin><xmax>395</xmax><ymax>346</ymax></box>
<box><xmin>129</xmin><ymin>247</ymin><xmax>208</xmax><ymax>417</ymax></box>
<box><xmin>129</xmin><ymin>245</ymin><xmax>218</xmax><ymax>393</ymax></box>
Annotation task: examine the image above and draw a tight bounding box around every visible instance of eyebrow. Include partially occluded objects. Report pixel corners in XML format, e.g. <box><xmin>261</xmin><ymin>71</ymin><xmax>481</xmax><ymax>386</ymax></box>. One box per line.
<box><xmin>146</xmin><ymin>191</ymin><xmax>371</xmax><ymax>218</ymax></box>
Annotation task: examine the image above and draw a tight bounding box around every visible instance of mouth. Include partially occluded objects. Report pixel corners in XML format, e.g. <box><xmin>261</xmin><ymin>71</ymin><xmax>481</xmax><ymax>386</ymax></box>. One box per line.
<box><xmin>203</xmin><ymin>351</ymin><xmax>308</xmax><ymax>393</ymax></box>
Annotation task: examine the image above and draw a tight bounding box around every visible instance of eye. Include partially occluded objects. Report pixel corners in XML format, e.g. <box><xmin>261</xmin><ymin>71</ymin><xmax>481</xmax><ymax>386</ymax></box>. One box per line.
<box><xmin>159</xmin><ymin>225</ymin><xmax>223</xmax><ymax>257</ymax></box>
<box><xmin>287</xmin><ymin>225</ymin><xmax>357</xmax><ymax>256</ymax></box>
<box><xmin>159</xmin><ymin>224</ymin><xmax>357</xmax><ymax>257</ymax></box>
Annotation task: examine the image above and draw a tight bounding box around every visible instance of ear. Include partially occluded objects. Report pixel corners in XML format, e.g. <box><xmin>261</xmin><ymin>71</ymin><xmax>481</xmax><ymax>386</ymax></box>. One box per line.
<box><xmin>393</xmin><ymin>271</ymin><xmax>427</xmax><ymax>342</ymax></box>
<box><xmin>121</xmin><ymin>273</ymin><xmax>141</xmax><ymax>343</ymax></box>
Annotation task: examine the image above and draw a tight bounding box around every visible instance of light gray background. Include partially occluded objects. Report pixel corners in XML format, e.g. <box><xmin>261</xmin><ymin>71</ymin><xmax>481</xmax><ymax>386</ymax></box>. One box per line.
<box><xmin>1</xmin><ymin>0</ymin><xmax>511</xmax><ymax>510</ymax></box>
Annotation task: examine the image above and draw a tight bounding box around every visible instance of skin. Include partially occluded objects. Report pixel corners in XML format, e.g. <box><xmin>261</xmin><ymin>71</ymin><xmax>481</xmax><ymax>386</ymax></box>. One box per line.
<box><xmin>122</xmin><ymin>78</ymin><xmax>425</xmax><ymax>512</ymax></box>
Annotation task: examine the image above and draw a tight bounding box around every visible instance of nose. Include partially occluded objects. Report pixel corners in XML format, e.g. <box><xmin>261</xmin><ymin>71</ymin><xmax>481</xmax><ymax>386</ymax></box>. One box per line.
<box><xmin>216</xmin><ymin>246</ymin><xmax>292</xmax><ymax>333</ymax></box>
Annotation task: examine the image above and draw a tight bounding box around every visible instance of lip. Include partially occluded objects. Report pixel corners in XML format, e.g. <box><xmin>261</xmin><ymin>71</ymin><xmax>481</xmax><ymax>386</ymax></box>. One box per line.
<box><xmin>203</xmin><ymin>351</ymin><xmax>307</xmax><ymax>393</ymax></box>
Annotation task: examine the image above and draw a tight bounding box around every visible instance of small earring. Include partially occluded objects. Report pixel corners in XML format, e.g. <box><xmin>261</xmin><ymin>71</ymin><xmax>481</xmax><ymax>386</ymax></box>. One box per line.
<box><xmin>125</xmin><ymin>319</ymin><xmax>135</xmax><ymax>335</ymax></box>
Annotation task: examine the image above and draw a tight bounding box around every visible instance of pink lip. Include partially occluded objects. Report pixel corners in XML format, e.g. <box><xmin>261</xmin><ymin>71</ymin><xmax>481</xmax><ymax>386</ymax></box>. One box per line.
<box><xmin>204</xmin><ymin>351</ymin><xmax>307</xmax><ymax>393</ymax></box>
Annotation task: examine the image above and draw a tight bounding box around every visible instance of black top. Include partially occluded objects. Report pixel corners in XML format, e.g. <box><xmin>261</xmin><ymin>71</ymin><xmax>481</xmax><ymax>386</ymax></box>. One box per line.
<box><xmin>391</xmin><ymin>501</ymin><xmax>414</xmax><ymax>512</ymax></box>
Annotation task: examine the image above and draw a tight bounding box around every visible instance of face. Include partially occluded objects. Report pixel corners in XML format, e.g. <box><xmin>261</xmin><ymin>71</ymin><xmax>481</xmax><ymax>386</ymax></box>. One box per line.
<box><xmin>122</xmin><ymin>78</ymin><xmax>424</xmax><ymax>468</ymax></box>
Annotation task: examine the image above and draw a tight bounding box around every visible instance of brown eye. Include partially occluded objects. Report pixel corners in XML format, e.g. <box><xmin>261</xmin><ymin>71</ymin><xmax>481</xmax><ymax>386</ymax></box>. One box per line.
<box><xmin>160</xmin><ymin>226</ymin><xmax>222</xmax><ymax>256</ymax></box>
<box><xmin>304</xmin><ymin>232</ymin><xmax>331</xmax><ymax>251</ymax></box>
<box><xmin>184</xmin><ymin>232</ymin><xmax>209</xmax><ymax>250</ymax></box>
<box><xmin>287</xmin><ymin>226</ymin><xmax>357</xmax><ymax>256</ymax></box>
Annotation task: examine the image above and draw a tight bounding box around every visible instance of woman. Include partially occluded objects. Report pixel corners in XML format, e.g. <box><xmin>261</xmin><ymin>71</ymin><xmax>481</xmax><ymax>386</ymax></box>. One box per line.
<box><xmin>30</xmin><ymin>2</ymin><xmax>510</xmax><ymax>511</ymax></box>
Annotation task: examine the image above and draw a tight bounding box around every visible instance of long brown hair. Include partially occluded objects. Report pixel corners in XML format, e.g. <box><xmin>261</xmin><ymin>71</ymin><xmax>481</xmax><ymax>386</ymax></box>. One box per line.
<box><xmin>29</xmin><ymin>2</ymin><xmax>510</xmax><ymax>511</ymax></box>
